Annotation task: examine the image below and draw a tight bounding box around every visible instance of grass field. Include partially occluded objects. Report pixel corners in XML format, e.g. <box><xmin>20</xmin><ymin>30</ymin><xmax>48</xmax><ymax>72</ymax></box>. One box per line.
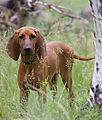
<box><xmin>0</xmin><ymin>0</ymin><xmax>102</xmax><ymax>120</ymax></box>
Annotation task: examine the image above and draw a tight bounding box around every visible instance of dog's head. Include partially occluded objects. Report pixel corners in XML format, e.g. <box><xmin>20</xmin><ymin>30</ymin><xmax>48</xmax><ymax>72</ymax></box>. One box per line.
<box><xmin>7</xmin><ymin>26</ymin><xmax>46</xmax><ymax>63</ymax></box>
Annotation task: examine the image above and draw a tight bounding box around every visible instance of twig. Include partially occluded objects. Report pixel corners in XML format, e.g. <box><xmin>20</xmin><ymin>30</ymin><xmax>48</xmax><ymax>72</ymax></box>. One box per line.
<box><xmin>44</xmin><ymin>15</ymin><xmax>66</xmax><ymax>36</ymax></box>
<box><xmin>25</xmin><ymin>82</ymin><xmax>47</xmax><ymax>97</ymax></box>
<box><xmin>32</xmin><ymin>1</ymin><xmax>82</xmax><ymax>20</ymax></box>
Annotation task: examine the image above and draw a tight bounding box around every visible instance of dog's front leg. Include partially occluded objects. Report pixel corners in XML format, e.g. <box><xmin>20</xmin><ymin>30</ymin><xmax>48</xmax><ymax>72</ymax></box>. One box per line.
<box><xmin>20</xmin><ymin>87</ymin><xmax>30</xmax><ymax>111</ymax></box>
<box><xmin>37</xmin><ymin>85</ymin><xmax>47</xmax><ymax>109</ymax></box>
<box><xmin>18</xmin><ymin>64</ymin><xmax>30</xmax><ymax>113</ymax></box>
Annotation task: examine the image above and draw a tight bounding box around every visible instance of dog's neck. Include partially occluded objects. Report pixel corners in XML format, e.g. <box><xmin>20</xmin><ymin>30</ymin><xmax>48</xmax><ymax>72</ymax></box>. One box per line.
<box><xmin>21</xmin><ymin>53</ymin><xmax>47</xmax><ymax>66</ymax></box>
<box><xmin>22</xmin><ymin>58</ymin><xmax>36</xmax><ymax>65</ymax></box>
<box><xmin>21</xmin><ymin>55</ymin><xmax>48</xmax><ymax>75</ymax></box>
<box><xmin>21</xmin><ymin>54</ymin><xmax>38</xmax><ymax>65</ymax></box>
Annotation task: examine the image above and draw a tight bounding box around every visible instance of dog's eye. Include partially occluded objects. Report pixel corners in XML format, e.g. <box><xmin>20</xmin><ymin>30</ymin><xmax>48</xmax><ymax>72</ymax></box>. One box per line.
<box><xmin>30</xmin><ymin>34</ymin><xmax>36</xmax><ymax>40</ymax></box>
<box><xmin>19</xmin><ymin>34</ymin><xmax>24</xmax><ymax>40</ymax></box>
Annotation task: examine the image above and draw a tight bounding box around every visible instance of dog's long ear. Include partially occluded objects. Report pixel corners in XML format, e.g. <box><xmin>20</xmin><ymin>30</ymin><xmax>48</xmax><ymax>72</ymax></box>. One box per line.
<box><xmin>6</xmin><ymin>31</ymin><xmax>20</xmax><ymax>61</ymax></box>
<box><xmin>35</xmin><ymin>30</ymin><xmax>46</xmax><ymax>59</ymax></box>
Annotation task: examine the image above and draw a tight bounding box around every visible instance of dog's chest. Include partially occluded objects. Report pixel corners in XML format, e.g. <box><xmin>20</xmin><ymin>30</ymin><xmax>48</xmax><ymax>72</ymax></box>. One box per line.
<box><xmin>26</xmin><ymin>60</ymin><xmax>48</xmax><ymax>88</ymax></box>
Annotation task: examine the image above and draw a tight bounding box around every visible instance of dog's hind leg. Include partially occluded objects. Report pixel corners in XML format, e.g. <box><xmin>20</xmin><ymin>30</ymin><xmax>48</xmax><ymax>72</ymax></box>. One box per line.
<box><xmin>59</xmin><ymin>58</ymin><xmax>74</xmax><ymax>98</ymax></box>
<box><xmin>49</xmin><ymin>74</ymin><xmax>58</xmax><ymax>98</ymax></box>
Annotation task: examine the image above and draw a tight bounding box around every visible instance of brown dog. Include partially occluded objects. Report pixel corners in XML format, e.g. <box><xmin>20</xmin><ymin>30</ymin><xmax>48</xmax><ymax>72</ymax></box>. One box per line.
<box><xmin>7</xmin><ymin>26</ymin><xmax>94</xmax><ymax>109</ymax></box>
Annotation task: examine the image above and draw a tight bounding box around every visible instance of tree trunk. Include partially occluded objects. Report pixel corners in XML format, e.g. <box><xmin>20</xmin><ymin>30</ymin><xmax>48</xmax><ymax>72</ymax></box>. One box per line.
<box><xmin>89</xmin><ymin>0</ymin><xmax>102</xmax><ymax>108</ymax></box>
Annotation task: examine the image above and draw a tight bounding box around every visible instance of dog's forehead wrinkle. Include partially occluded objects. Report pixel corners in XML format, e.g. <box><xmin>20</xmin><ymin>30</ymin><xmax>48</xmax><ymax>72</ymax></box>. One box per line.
<box><xmin>20</xmin><ymin>29</ymin><xmax>36</xmax><ymax>36</ymax></box>
<box><xmin>16</xmin><ymin>28</ymin><xmax>37</xmax><ymax>36</ymax></box>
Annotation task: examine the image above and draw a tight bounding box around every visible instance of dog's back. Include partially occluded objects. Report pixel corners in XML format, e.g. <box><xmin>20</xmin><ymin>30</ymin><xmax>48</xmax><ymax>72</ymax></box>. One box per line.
<box><xmin>46</xmin><ymin>41</ymin><xmax>74</xmax><ymax>76</ymax></box>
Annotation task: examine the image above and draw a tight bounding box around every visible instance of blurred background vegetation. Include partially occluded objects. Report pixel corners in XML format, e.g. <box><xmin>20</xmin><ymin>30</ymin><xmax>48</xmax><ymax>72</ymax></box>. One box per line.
<box><xmin>0</xmin><ymin>0</ymin><xmax>101</xmax><ymax>120</ymax></box>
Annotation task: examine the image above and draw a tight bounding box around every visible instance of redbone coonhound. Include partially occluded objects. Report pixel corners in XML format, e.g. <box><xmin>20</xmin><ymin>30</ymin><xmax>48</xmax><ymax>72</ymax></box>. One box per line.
<box><xmin>7</xmin><ymin>26</ymin><xmax>94</xmax><ymax>109</ymax></box>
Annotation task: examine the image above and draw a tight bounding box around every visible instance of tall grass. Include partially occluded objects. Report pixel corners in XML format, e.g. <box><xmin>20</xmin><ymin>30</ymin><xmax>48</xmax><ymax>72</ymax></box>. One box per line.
<box><xmin>0</xmin><ymin>0</ymin><xmax>102</xmax><ymax>120</ymax></box>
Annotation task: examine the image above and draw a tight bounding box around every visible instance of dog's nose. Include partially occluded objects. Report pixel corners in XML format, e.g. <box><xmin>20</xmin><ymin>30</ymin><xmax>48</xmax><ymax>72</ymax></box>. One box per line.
<box><xmin>24</xmin><ymin>48</ymin><xmax>32</xmax><ymax>55</ymax></box>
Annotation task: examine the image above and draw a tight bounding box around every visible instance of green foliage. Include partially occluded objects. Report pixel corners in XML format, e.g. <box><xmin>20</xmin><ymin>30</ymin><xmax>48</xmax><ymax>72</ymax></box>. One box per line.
<box><xmin>0</xmin><ymin>0</ymin><xmax>101</xmax><ymax>120</ymax></box>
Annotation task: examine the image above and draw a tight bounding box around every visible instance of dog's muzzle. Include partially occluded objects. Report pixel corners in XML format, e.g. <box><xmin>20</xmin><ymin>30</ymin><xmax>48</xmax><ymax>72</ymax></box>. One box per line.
<box><xmin>21</xmin><ymin>49</ymin><xmax>37</xmax><ymax>64</ymax></box>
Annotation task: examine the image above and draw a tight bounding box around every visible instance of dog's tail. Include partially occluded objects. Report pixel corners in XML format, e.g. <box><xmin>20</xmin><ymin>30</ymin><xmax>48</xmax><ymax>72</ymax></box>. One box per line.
<box><xmin>74</xmin><ymin>54</ymin><xmax>95</xmax><ymax>61</ymax></box>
